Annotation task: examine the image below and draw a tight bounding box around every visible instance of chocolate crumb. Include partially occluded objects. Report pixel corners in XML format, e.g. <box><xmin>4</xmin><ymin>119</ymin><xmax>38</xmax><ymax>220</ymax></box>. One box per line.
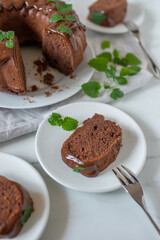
<box><xmin>51</xmin><ymin>85</ymin><xmax>59</xmax><ymax>90</ymax></box>
<box><xmin>31</xmin><ymin>85</ymin><xmax>39</xmax><ymax>92</ymax></box>
<box><xmin>43</xmin><ymin>73</ymin><xmax>54</xmax><ymax>86</ymax></box>
<box><xmin>34</xmin><ymin>59</ymin><xmax>48</xmax><ymax>75</ymax></box>
<box><xmin>45</xmin><ymin>91</ymin><xmax>52</xmax><ymax>97</ymax></box>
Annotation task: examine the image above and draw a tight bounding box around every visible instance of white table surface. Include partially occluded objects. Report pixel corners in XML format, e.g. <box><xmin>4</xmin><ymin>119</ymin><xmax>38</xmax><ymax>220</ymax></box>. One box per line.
<box><xmin>0</xmin><ymin>0</ymin><xmax>160</xmax><ymax>239</ymax></box>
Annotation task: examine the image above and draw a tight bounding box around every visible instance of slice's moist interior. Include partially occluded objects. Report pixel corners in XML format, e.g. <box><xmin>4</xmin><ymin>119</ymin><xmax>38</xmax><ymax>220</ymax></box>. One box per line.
<box><xmin>0</xmin><ymin>35</ymin><xmax>26</xmax><ymax>95</ymax></box>
<box><xmin>61</xmin><ymin>114</ymin><xmax>122</xmax><ymax>177</ymax></box>
<box><xmin>0</xmin><ymin>176</ymin><xmax>33</xmax><ymax>238</ymax></box>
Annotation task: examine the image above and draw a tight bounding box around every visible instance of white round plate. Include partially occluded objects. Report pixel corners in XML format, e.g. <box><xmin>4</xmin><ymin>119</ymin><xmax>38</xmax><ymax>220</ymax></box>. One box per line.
<box><xmin>73</xmin><ymin>0</ymin><xmax>144</xmax><ymax>34</ymax></box>
<box><xmin>0</xmin><ymin>153</ymin><xmax>50</xmax><ymax>240</ymax></box>
<box><xmin>35</xmin><ymin>102</ymin><xmax>147</xmax><ymax>193</ymax></box>
<box><xmin>0</xmin><ymin>42</ymin><xmax>94</xmax><ymax>109</ymax></box>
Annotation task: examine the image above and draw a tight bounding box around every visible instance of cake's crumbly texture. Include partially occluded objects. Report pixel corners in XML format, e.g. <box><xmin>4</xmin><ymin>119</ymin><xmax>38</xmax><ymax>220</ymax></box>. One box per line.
<box><xmin>0</xmin><ymin>176</ymin><xmax>33</xmax><ymax>239</ymax></box>
<box><xmin>61</xmin><ymin>114</ymin><xmax>122</xmax><ymax>177</ymax></box>
<box><xmin>88</xmin><ymin>0</ymin><xmax>127</xmax><ymax>27</ymax></box>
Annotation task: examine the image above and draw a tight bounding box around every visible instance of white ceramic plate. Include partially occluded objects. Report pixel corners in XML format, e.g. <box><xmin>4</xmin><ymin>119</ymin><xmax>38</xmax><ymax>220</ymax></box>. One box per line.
<box><xmin>0</xmin><ymin>42</ymin><xmax>94</xmax><ymax>109</ymax></box>
<box><xmin>0</xmin><ymin>153</ymin><xmax>50</xmax><ymax>240</ymax></box>
<box><xmin>73</xmin><ymin>0</ymin><xmax>144</xmax><ymax>34</ymax></box>
<box><xmin>35</xmin><ymin>102</ymin><xmax>147</xmax><ymax>193</ymax></box>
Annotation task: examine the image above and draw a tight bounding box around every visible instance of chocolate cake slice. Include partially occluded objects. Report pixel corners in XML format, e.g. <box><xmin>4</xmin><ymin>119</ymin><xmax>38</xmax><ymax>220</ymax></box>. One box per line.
<box><xmin>0</xmin><ymin>35</ymin><xmax>26</xmax><ymax>95</ymax></box>
<box><xmin>88</xmin><ymin>0</ymin><xmax>127</xmax><ymax>27</ymax></box>
<box><xmin>61</xmin><ymin>114</ymin><xmax>122</xmax><ymax>177</ymax></box>
<box><xmin>0</xmin><ymin>176</ymin><xmax>33</xmax><ymax>238</ymax></box>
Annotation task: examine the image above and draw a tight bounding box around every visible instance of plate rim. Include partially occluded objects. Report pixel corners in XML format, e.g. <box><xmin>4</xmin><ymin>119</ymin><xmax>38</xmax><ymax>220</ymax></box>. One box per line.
<box><xmin>0</xmin><ymin>152</ymin><xmax>50</xmax><ymax>240</ymax></box>
<box><xmin>35</xmin><ymin>101</ymin><xmax>147</xmax><ymax>193</ymax></box>
<box><xmin>0</xmin><ymin>40</ymin><xmax>95</xmax><ymax>110</ymax></box>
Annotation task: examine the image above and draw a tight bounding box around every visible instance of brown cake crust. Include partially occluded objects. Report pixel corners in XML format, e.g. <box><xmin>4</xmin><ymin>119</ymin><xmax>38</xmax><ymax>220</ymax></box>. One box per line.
<box><xmin>61</xmin><ymin>114</ymin><xmax>122</xmax><ymax>177</ymax></box>
<box><xmin>88</xmin><ymin>0</ymin><xmax>127</xmax><ymax>27</ymax></box>
<box><xmin>0</xmin><ymin>176</ymin><xmax>33</xmax><ymax>239</ymax></box>
<box><xmin>0</xmin><ymin>36</ymin><xmax>26</xmax><ymax>95</ymax></box>
<box><xmin>0</xmin><ymin>0</ymin><xmax>87</xmax><ymax>76</ymax></box>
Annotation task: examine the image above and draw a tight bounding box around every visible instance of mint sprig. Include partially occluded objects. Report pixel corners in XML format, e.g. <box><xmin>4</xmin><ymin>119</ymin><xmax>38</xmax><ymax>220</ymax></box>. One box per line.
<box><xmin>0</xmin><ymin>30</ymin><xmax>15</xmax><ymax>48</ymax></box>
<box><xmin>90</xmin><ymin>11</ymin><xmax>106</xmax><ymax>24</ymax></box>
<box><xmin>56</xmin><ymin>3</ymin><xmax>72</xmax><ymax>13</ymax></box>
<box><xmin>81</xmin><ymin>81</ymin><xmax>101</xmax><ymax>98</ymax></box>
<box><xmin>101</xmin><ymin>41</ymin><xmax>110</xmax><ymax>49</ymax></box>
<box><xmin>48</xmin><ymin>113</ymin><xmax>78</xmax><ymax>131</ymax></box>
<box><xmin>73</xmin><ymin>166</ymin><xmax>87</xmax><ymax>172</ymax></box>
<box><xmin>50</xmin><ymin>14</ymin><xmax>63</xmax><ymax>22</ymax></box>
<box><xmin>110</xmin><ymin>88</ymin><xmax>124</xmax><ymax>100</ymax></box>
<box><xmin>21</xmin><ymin>205</ymin><xmax>32</xmax><ymax>225</ymax></box>
<box><xmin>58</xmin><ymin>24</ymin><xmax>73</xmax><ymax>34</ymax></box>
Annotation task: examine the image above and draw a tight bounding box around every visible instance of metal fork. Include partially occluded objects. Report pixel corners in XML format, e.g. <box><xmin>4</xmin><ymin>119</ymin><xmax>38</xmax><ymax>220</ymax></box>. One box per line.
<box><xmin>112</xmin><ymin>165</ymin><xmax>160</xmax><ymax>235</ymax></box>
<box><xmin>124</xmin><ymin>20</ymin><xmax>160</xmax><ymax>79</ymax></box>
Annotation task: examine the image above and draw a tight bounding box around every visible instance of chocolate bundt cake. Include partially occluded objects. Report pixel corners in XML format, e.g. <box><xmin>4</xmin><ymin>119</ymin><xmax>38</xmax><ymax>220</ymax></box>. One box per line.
<box><xmin>61</xmin><ymin>114</ymin><xmax>122</xmax><ymax>177</ymax></box>
<box><xmin>88</xmin><ymin>0</ymin><xmax>127</xmax><ymax>27</ymax></box>
<box><xmin>0</xmin><ymin>176</ymin><xmax>33</xmax><ymax>238</ymax></box>
<box><xmin>0</xmin><ymin>33</ymin><xmax>26</xmax><ymax>94</ymax></box>
<box><xmin>0</xmin><ymin>0</ymin><xmax>87</xmax><ymax>94</ymax></box>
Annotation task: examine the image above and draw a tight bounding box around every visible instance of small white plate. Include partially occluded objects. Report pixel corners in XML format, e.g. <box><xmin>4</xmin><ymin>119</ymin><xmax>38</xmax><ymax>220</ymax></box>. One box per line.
<box><xmin>0</xmin><ymin>153</ymin><xmax>50</xmax><ymax>240</ymax></box>
<box><xmin>0</xmin><ymin>42</ymin><xmax>94</xmax><ymax>109</ymax></box>
<box><xmin>73</xmin><ymin>0</ymin><xmax>144</xmax><ymax>34</ymax></box>
<box><xmin>35</xmin><ymin>102</ymin><xmax>147</xmax><ymax>193</ymax></box>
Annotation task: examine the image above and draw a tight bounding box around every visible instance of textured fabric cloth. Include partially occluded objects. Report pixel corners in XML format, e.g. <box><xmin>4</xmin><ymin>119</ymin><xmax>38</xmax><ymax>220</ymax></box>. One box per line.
<box><xmin>0</xmin><ymin>31</ymin><xmax>152</xmax><ymax>143</ymax></box>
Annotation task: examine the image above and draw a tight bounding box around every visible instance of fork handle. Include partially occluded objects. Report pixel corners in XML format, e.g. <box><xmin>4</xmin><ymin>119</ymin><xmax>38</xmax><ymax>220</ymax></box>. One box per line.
<box><xmin>142</xmin><ymin>206</ymin><xmax>160</xmax><ymax>235</ymax></box>
<box><xmin>138</xmin><ymin>40</ymin><xmax>160</xmax><ymax>79</ymax></box>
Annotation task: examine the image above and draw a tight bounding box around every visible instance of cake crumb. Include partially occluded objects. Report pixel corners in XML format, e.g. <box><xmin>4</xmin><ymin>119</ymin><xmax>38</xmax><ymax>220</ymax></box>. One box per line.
<box><xmin>51</xmin><ymin>85</ymin><xmax>59</xmax><ymax>90</ymax></box>
<box><xmin>44</xmin><ymin>91</ymin><xmax>52</xmax><ymax>97</ymax></box>
<box><xmin>34</xmin><ymin>58</ymin><xmax>48</xmax><ymax>75</ymax></box>
<box><xmin>31</xmin><ymin>85</ymin><xmax>39</xmax><ymax>92</ymax></box>
<box><xmin>43</xmin><ymin>73</ymin><xmax>54</xmax><ymax>86</ymax></box>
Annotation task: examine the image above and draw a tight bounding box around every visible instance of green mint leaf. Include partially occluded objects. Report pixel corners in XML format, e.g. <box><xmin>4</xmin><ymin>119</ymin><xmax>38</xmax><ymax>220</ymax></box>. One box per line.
<box><xmin>81</xmin><ymin>81</ymin><xmax>101</xmax><ymax>98</ymax></box>
<box><xmin>104</xmin><ymin>83</ymin><xmax>111</xmax><ymax>89</ymax></box>
<box><xmin>105</xmin><ymin>69</ymin><xmax>115</xmax><ymax>79</ymax></box>
<box><xmin>62</xmin><ymin>117</ymin><xmax>78</xmax><ymax>131</ymax></box>
<box><xmin>50</xmin><ymin>14</ymin><xmax>63</xmax><ymax>22</ymax></box>
<box><xmin>0</xmin><ymin>31</ymin><xmax>7</xmax><ymax>41</ymax></box>
<box><xmin>113</xmin><ymin>49</ymin><xmax>119</xmax><ymax>58</ymax></box>
<box><xmin>21</xmin><ymin>205</ymin><xmax>32</xmax><ymax>225</ymax></box>
<box><xmin>56</xmin><ymin>3</ymin><xmax>72</xmax><ymax>13</ymax></box>
<box><xmin>120</xmin><ymin>66</ymin><xmax>141</xmax><ymax>76</ymax></box>
<box><xmin>47</xmin><ymin>0</ymin><xmax>59</xmax><ymax>2</ymax></box>
<box><xmin>101</xmin><ymin>40</ymin><xmax>110</xmax><ymax>49</ymax></box>
<box><xmin>6</xmin><ymin>40</ymin><xmax>14</xmax><ymax>48</ymax></box>
<box><xmin>110</xmin><ymin>88</ymin><xmax>124</xmax><ymax>100</ymax></box>
<box><xmin>57</xmin><ymin>24</ymin><xmax>73</xmax><ymax>34</ymax></box>
<box><xmin>115</xmin><ymin>76</ymin><xmax>127</xmax><ymax>85</ymax></box>
<box><xmin>48</xmin><ymin>113</ymin><xmax>63</xmax><ymax>126</ymax></box>
<box><xmin>73</xmin><ymin>166</ymin><xmax>87</xmax><ymax>172</ymax></box>
<box><xmin>90</xmin><ymin>11</ymin><xmax>106</xmax><ymax>24</ymax></box>
<box><xmin>125</xmin><ymin>53</ymin><xmax>141</xmax><ymax>65</ymax></box>
<box><xmin>6</xmin><ymin>31</ymin><xmax>14</xmax><ymax>39</ymax></box>
<box><xmin>65</xmin><ymin>15</ymin><xmax>77</xmax><ymax>22</ymax></box>
<box><xmin>88</xmin><ymin>57</ymin><xmax>108</xmax><ymax>72</ymax></box>
<box><xmin>97</xmin><ymin>52</ymin><xmax>112</xmax><ymax>62</ymax></box>
<box><xmin>113</xmin><ymin>57</ymin><xmax>128</xmax><ymax>66</ymax></box>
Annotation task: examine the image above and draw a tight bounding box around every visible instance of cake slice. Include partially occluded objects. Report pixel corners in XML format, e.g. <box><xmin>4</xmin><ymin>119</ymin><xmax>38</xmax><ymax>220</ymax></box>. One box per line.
<box><xmin>0</xmin><ymin>33</ymin><xmax>26</xmax><ymax>95</ymax></box>
<box><xmin>0</xmin><ymin>176</ymin><xmax>33</xmax><ymax>238</ymax></box>
<box><xmin>61</xmin><ymin>114</ymin><xmax>122</xmax><ymax>177</ymax></box>
<box><xmin>88</xmin><ymin>0</ymin><xmax>127</xmax><ymax>27</ymax></box>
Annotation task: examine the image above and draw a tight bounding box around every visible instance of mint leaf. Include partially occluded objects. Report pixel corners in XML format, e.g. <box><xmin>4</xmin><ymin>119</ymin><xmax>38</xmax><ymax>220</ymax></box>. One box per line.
<box><xmin>90</xmin><ymin>11</ymin><xmax>106</xmax><ymax>24</ymax></box>
<box><xmin>6</xmin><ymin>31</ymin><xmax>14</xmax><ymax>39</ymax></box>
<box><xmin>125</xmin><ymin>53</ymin><xmax>141</xmax><ymax>65</ymax></box>
<box><xmin>57</xmin><ymin>24</ymin><xmax>73</xmax><ymax>34</ymax></box>
<box><xmin>6</xmin><ymin>40</ymin><xmax>14</xmax><ymax>48</ymax></box>
<box><xmin>113</xmin><ymin>49</ymin><xmax>119</xmax><ymax>58</ymax></box>
<box><xmin>73</xmin><ymin>166</ymin><xmax>87</xmax><ymax>172</ymax></box>
<box><xmin>48</xmin><ymin>113</ymin><xmax>63</xmax><ymax>126</ymax></box>
<box><xmin>114</xmin><ymin>57</ymin><xmax>128</xmax><ymax>66</ymax></box>
<box><xmin>88</xmin><ymin>57</ymin><xmax>108</xmax><ymax>72</ymax></box>
<box><xmin>47</xmin><ymin>0</ymin><xmax>59</xmax><ymax>2</ymax></box>
<box><xmin>101</xmin><ymin>40</ymin><xmax>110</xmax><ymax>49</ymax></box>
<box><xmin>81</xmin><ymin>81</ymin><xmax>101</xmax><ymax>98</ymax></box>
<box><xmin>0</xmin><ymin>31</ymin><xmax>7</xmax><ymax>41</ymax></box>
<box><xmin>120</xmin><ymin>66</ymin><xmax>141</xmax><ymax>76</ymax></box>
<box><xmin>97</xmin><ymin>52</ymin><xmax>112</xmax><ymax>62</ymax></box>
<box><xmin>56</xmin><ymin>3</ymin><xmax>72</xmax><ymax>13</ymax></box>
<box><xmin>105</xmin><ymin>65</ymin><xmax>116</xmax><ymax>79</ymax></box>
<box><xmin>104</xmin><ymin>83</ymin><xmax>111</xmax><ymax>89</ymax></box>
<box><xmin>110</xmin><ymin>88</ymin><xmax>124</xmax><ymax>100</ymax></box>
<box><xmin>21</xmin><ymin>205</ymin><xmax>32</xmax><ymax>225</ymax></box>
<box><xmin>115</xmin><ymin>76</ymin><xmax>127</xmax><ymax>85</ymax></box>
<box><xmin>65</xmin><ymin>15</ymin><xmax>77</xmax><ymax>22</ymax></box>
<box><xmin>49</xmin><ymin>14</ymin><xmax>63</xmax><ymax>22</ymax></box>
<box><xmin>62</xmin><ymin>117</ymin><xmax>78</xmax><ymax>131</ymax></box>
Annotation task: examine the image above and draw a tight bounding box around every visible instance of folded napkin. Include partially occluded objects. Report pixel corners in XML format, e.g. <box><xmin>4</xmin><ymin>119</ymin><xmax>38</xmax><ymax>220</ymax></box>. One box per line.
<box><xmin>0</xmin><ymin>31</ymin><xmax>152</xmax><ymax>143</ymax></box>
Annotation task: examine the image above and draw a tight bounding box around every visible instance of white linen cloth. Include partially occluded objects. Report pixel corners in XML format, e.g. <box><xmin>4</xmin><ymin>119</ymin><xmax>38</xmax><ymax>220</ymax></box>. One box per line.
<box><xmin>0</xmin><ymin>30</ymin><xmax>152</xmax><ymax>143</ymax></box>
